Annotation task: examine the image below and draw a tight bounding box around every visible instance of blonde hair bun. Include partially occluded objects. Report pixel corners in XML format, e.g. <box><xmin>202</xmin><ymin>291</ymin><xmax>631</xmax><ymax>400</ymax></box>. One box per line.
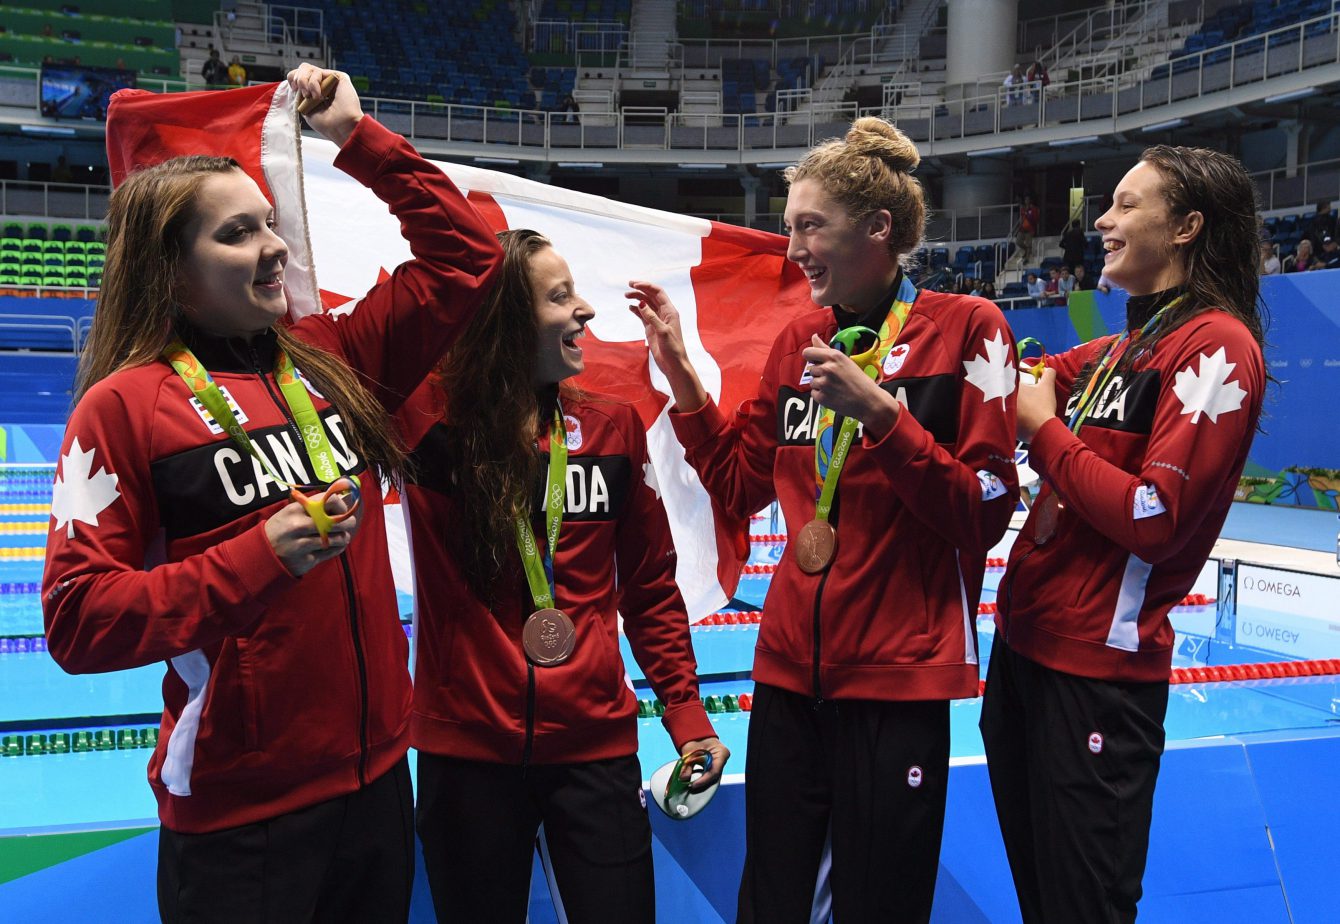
<box><xmin>845</xmin><ymin>117</ymin><xmax>920</xmax><ymax>173</ymax></box>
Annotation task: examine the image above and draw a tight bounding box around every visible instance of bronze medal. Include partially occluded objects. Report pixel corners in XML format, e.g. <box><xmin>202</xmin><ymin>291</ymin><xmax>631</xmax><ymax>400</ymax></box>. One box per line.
<box><xmin>1032</xmin><ymin>493</ymin><xmax>1063</xmax><ymax>545</ymax></box>
<box><xmin>794</xmin><ymin>519</ymin><xmax>837</xmax><ymax>574</ymax></box>
<box><xmin>523</xmin><ymin>608</ymin><xmax>576</xmax><ymax>666</ymax></box>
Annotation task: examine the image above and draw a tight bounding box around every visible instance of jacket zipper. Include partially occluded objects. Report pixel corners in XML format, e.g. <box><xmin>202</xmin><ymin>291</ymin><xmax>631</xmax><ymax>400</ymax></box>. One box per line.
<box><xmin>812</xmin><ymin>567</ymin><xmax>831</xmax><ymax>702</ymax></box>
<box><xmin>341</xmin><ymin>557</ymin><xmax>371</xmax><ymax>784</ymax></box>
<box><xmin>251</xmin><ymin>346</ymin><xmax>371</xmax><ymax>785</ymax></box>
<box><xmin>522</xmin><ymin>659</ymin><xmax>536</xmax><ymax>772</ymax></box>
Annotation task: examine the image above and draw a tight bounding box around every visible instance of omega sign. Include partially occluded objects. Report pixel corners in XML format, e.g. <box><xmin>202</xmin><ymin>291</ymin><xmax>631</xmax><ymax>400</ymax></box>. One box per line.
<box><xmin>1235</xmin><ymin>564</ymin><xmax>1340</xmax><ymax>659</ymax></box>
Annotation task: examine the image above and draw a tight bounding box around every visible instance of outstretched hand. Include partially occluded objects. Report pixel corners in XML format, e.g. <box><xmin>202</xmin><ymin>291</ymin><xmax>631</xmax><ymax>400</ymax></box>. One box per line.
<box><xmin>626</xmin><ymin>279</ymin><xmax>708</xmax><ymax>412</ymax></box>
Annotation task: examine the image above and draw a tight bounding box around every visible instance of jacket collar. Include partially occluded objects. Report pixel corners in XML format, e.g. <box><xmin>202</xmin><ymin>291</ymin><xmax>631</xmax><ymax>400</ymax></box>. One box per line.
<box><xmin>175</xmin><ymin>322</ymin><xmax>279</xmax><ymax>373</ymax></box>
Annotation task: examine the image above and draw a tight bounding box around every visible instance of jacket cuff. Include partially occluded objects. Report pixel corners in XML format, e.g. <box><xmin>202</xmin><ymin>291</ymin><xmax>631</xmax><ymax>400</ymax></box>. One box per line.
<box><xmin>861</xmin><ymin>399</ymin><xmax>927</xmax><ymax>468</ymax></box>
<box><xmin>660</xmin><ymin>700</ymin><xmax>718</xmax><ymax>752</ymax></box>
<box><xmin>331</xmin><ymin>116</ymin><xmax>396</xmax><ymax>184</ymax></box>
<box><xmin>1027</xmin><ymin>416</ymin><xmax>1077</xmax><ymax>480</ymax></box>
<box><xmin>669</xmin><ymin>398</ymin><xmax>728</xmax><ymax>451</ymax></box>
<box><xmin>222</xmin><ymin>522</ymin><xmax>300</xmax><ymax>605</ymax></box>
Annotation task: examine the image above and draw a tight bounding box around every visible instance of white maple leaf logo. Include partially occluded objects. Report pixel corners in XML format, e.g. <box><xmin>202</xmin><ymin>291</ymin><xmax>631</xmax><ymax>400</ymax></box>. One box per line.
<box><xmin>1171</xmin><ymin>347</ymin><xmax>1247</xmax><ymax>424</ymax></box>
<box><xmin>963</xmin><ymin>330</ymin><xmax>1017</xmax><ymax>406</ymax></box>
<box><xmin>643</xmin><ymin>460</ymin><xmax>661</xmax><ymax>500</ymax></box>
<box><xmin>51</xmin><ymin>437</ymin><xmax>121</xmax><ymax>539</ymax></box>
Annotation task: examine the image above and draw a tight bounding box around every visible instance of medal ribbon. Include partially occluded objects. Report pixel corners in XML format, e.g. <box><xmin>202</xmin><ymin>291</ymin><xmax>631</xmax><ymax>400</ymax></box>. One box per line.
<box><xmin>515</xmin><ymin>411</ymin><xmax>567</xmax><ymax>611</ymax></box>
<box><xmin>162</xmin><ymin>339</ymin><xmax>345</xmax><ymax>489</ymax></box>
<box><xmin>1066</xmin><ymin>295</ymin><xmax>1184</xmax><ymax>434</ymax></box>
<box><xmin>812</xmin><ymin>275</ymin><xmax>919</xmax><ymax>522</ymax></box>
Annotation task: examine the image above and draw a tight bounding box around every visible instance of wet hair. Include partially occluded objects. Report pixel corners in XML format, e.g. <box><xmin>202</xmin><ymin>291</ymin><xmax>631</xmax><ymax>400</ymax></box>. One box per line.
<box><xmin>1134</xmin><ymin>145</ymin><xmax>1267</xmax><ymax>355</ymax></box>
<box><xmin>79</xmin><ymin>154</ymin><xmax>406</xmax><ymax>478</ymax></box>
<box><xmin>784</xmin><ymin>116</ymin><xmax>925</xmax><ymax>265</ymax></box>
<box><xmin>433</xmin><ymin>229</ymin><xmax>579</xmax><ymax>602</ymax></box>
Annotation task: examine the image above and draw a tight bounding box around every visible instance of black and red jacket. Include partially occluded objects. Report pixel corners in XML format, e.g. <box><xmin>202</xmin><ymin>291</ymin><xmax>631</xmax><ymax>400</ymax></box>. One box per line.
<box><xmin>399</xmin><ymin>391</ymin><xmax>716</xmax><ymax>765</ymax></box>
<box><xmin>997</xmin><ymin>305</ymin><xmax>1265</xmax><ymax>682</ymax></box>
<box><xmin>42</xmin><ymin>117</ymin><xmax>503</xmax><ymax>833</ymax></box>
<box><xmin>670</xmin><ymin>286</ymin><xmax>1019</xmax><ymax>702</ymax></box>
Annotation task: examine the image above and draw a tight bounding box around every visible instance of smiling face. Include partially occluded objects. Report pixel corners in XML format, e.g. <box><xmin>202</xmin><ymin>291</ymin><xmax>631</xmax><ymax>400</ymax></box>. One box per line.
<box><xmin>1094</xmin><ymin>160</ymin><xmax>1202</xmax><ymax>296</ymax></box>
<box><xmin>784</xmin><ymin>178</ymin><xmax>897</xmax><ymax>311</ymax></box>
<box><xmin>175</xmin><ymin>170</ymin><xmax>288</xmax><ymax>339</ymax></box>
<box><xmin>530</xmin><ymin>245</ymin><xmax>595</xmax><ymax>386</ymax></box>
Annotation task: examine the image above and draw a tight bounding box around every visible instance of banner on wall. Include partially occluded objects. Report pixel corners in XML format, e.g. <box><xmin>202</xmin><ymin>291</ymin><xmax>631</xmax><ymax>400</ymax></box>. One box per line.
<box><xmin>104</xmin><ymin>82</ymin><xmax>817</xmax><ymax>618</ymax></box>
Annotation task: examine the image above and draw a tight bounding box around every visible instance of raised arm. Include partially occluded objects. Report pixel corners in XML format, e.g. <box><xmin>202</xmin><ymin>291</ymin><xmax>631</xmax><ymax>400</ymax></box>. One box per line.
<box><xmin>630</xmin><ymin>279</ymin><xmax>782</xmax><ymax>518</ymax></box>
<box><xmin>289</xmin><ymin>65</ymin><xmax>503</xmax><ymax>410</ymax></box>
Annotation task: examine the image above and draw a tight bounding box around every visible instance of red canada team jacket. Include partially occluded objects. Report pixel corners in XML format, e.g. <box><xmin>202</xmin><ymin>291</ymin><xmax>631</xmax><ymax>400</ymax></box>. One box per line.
<box><xmin>996</xmin><ymin>309</ymin><xmax>1265</xmax><ymax>682</ymax></box>
<box><xmin>671</xmin><ymin>288</ymin><xmax>1020</xmax><ymax>702</ymax></box>
<box><xmin>42</xmin><ymin>118</ymin><xmax>503</xmax><ymax>833</ymax></box>
<box><xmin>398</xmin><ymin>392</ymin><xmax>717</xmax><ymax>765</ymax></box>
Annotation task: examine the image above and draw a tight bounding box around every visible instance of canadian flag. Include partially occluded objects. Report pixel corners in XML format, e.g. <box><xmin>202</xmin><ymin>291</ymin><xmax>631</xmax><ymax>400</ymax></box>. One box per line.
<box><xmin>106</xmin><ymin>82</ymin><xmax>816</xmax><ymax>617</ymax></box>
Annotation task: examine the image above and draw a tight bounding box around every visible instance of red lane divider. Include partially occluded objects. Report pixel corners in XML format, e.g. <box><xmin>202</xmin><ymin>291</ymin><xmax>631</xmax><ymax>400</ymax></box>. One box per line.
<box><xmin>975</xmin><ymin>658</ymin><xmax>1340</xmax><ymax>698</ymax></box>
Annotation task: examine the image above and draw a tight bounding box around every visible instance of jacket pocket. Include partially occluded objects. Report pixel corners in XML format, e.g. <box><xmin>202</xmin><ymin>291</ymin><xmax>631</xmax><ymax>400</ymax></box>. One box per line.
<box><xmin>234</xmin><ymin>637</ymin><xmax>263</xmax><ymax>752</ymax></box>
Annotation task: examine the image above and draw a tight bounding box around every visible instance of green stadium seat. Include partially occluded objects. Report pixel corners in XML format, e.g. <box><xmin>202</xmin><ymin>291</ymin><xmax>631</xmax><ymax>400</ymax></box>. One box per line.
<box><xmin>86</xmin><ymin>241</ymin><xmax>107</xmax><ymax>255</ymax></box>
<box><xmin>0</xmin><ymin>236</ymin><xmax>21</xmax><ymax>253</ymax></box>
<box><xmin>65</xmin><ymin>253</ymin><xmax>88</xmax><ymax>269</ymax></box>
<box><xmin>42</xmin><ymin>240</ymin><xmax>65</xmax><ymax>254</ymax></box>
<box><xmin>51</xmin><ymin>224</ymin><xmax>72</xmax><ymax>242</ymax></box>
<box><xmin>21</xmin><ymin>240</ymin><xmax>41</xmax><ymax>254</ymax></box>
<box><xmin>43</xmin><ymin>275</ymin><xmax>66</xmax><ymax>287</ymax></box>
<box><xmin>0</xmin><ymin>274</ymin><xmax>20</xmax><ymax>286</ymax></box>
<box><xmin>64</xmin><ymin>240</ymin><xmax>86</xmax><ymax>254</ymax></box>
<box><xmin>2</xmin><ymin>223</ymin><xmax>21</xmax><ymax>238</ymax></box>
<box><xmin>26</xmin><ymin>224</ymin><xmax>48</xmax><ymax>241</ymax></box>
<box><xmin>20</xmin><ymin>274</ymin><xmax>43</xmax><ymax>286</ymax></box>
<box><xmin>75</xmin><ymin>225</ymin><xmax>98</xmax><ymax>243</ymax></box>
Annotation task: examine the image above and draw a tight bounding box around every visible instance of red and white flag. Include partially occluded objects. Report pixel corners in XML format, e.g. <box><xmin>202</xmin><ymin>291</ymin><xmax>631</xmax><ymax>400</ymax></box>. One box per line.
<box><xmin>106</xmin><ymin>83</ymin><xmax>815</xmax><ymax>617</ymax></box>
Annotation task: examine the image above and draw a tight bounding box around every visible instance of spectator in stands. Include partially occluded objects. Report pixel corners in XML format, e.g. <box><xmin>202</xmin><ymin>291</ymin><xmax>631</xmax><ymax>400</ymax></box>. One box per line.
<box><xmin>1303</xmin><ymin>199</ymin><xmax>1335</xmax><ymax>249</ymax></box>
<box><xmin>1073</xmin><ymin>263</ymin><xmax>1097</xmax><ymax>290</ymax></box>
<box><xmin>1015</xmin><ymin>194</ymin><xmax>1040</xmax><ymax>265</ymax></box>
<box><xmin>982</xmin><ymin>281</ymin><xmax>997</xmax><ymax>301</ymax></box>
<box><xmin>228</xmin><ymin>55</ymin><xmax>246</xmax><ymax>87</ymax></box>
<box><xmin>1056</xmin><ymin>265</ymin><xmax>1076</xmax><ymax>302</ymax></box>
<box><xmin>983</xmin><ymin>142</ymin><xmax>1266</xmax><ymax>924</ymax></box>
<box><xmin>970</xmin><ymin>278</ymin><xmax>985</xmax><ymax>297</ymax></box>
<box><xmin>1004</xmin><ymin>64</ymin><xmax>1027</xmax><ymax>107</ymax></box>
<box><xmin>1318</xmin><ymin>235</ymin><xmax>1339</xmax><ymax>270</ymax></box>
<box><xmin>1026</xmin><ymin>271</ymin><xmax>1046</xmax><ymax>305</ymax></box>
<box><xmin>1283</xmin><ymin>237</ymin><xmax>1313</xmax><ymax>272</ymax></box>
<box><xmin>1025</xmin><ymin>53</ymin><xmax>1050</xmax><ymax>103</ymax></box>
<box><xmin>42</xmin><ymin>63</ymin><xmax>504</xmax><ymax>924</ymax></box>
<box><xmin>633</xmin><ymin>115</ymin><xmax>1017</xmax><ymax>924</ymax></box>
<box><xmin>1043</xmin><ymin>267</ymin><xmax>1061</xmax><ymax>304</ymax></box>
<box><xmin>1260</xmin><ymin>241</ymin><xmax>1280</xmax><ymax>275</ymax></box>
<box><xmin>51</xmin><ymin>155</ymin><xmax>73</xmax><ymax>185</ymax></box>
<box><xmin>559</xmin><ymin>92</ymin><xmax>578</xmax><ymax>122</ymax></box>
<box><xmin>1060</xmin><ymin>220</ymin><xmax>1086</xmax><ymax>272</ymax></box>
<box><xmin>201</xmin><ymin>48</ymin><xmax>227</xmax><ymax>87</ymax></box>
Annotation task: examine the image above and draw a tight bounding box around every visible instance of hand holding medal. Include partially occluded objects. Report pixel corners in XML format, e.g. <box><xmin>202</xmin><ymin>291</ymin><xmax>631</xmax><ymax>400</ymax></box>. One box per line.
<box><xmin>289</xmin><ymin>475</ymin><xmax>361</xmax><ymax>549</ymax></box>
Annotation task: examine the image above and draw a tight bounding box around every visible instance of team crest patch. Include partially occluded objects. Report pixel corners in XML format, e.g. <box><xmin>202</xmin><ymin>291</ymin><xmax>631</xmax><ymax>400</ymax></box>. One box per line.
<box><xmin>977</xmin><ymin>469</ymin><xmax>1007</xmax><ymax>501</ymax></box>
<box><xmin>563</xmin><ymin>414</ymin><xmax>583</xmax><ymax>450</ymax></box>
<box><xmin>1132</xmin><ymin>484</ymin><xmax>1167</xmax><ymax>520</ymax></box>
<box><xmin>907</xmin><ymin>765</ymin><xmax>923</xmax><ymax>788</ymax></box>
<box><xmin>884</xmin><ymin>343</ymin><xmax>911</xmax><ymax>377</ymax></box>
<box><xmin>189</xmin><ymin>385</ymin><xmax>248</xmax><ymax>435</ymax></box>
<box><xmin>799</xmin><ymin>362</ymin><xmax>814</xmax><ymax>386</ymax></box>
<box><xmin>1088</xmin><ymin>732</ymin><xmax>1104</xmax><ymax>754</ymax></box>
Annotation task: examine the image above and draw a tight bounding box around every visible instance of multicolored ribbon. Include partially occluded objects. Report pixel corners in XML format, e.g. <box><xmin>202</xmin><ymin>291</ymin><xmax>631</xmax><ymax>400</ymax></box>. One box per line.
<box><xmin>812</xmin><ymin>275</ymin><xmax>919</xmax><ymax>519</ymax></box>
